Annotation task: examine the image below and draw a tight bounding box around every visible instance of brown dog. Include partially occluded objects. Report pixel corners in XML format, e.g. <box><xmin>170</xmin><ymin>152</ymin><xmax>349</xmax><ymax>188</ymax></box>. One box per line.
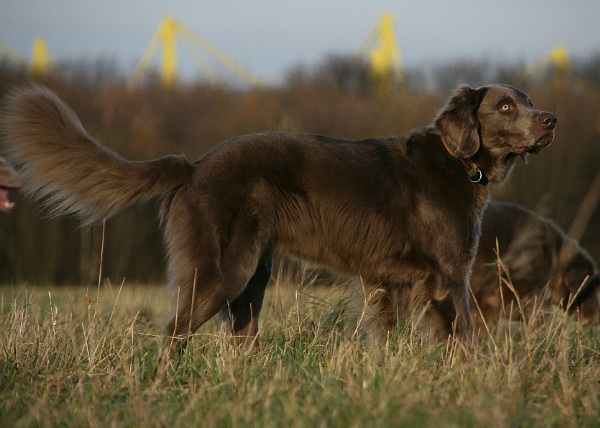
<box><xmin>1</xmin><ymin>84</ymin><xmax>555</xmax><ymax>351</ymax></box>
<box><xmin>471</xmin><ymin>201</ymin><xmax>599</xmax><ymax>328</ymax></box>
<box><xmin>0</xmin><ymin>157</ymin><xmax>22</xmax><ymax>212</ymax></box>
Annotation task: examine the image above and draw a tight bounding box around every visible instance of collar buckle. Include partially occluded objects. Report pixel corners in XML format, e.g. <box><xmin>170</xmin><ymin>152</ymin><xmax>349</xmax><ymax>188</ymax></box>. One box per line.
<box><xmin>441</xmin><ymin>138</ymin><xmax>488</xmax><ymax>186</ymax></box>
<box><xmin>468</xmin><ymin>167</ymin><xmax>487</xmax><ymax>184</ymax></box>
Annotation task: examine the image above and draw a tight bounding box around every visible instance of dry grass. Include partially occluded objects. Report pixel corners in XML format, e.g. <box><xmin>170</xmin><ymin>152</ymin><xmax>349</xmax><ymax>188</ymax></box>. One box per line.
<box><xmin>1</xmin><ymin>271</ymin><xmax>599</xmax><ymax>427</ymax></box>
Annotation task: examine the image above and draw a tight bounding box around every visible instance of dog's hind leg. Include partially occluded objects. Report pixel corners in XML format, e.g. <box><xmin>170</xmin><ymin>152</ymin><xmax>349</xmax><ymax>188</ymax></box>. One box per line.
<box><xmin>220</xmin><ymin>253</ymin><xmax>273</xmax><ymax>348</ymax></box>
<box><xmin>167</xmin><ymin>252</ymin><xmax>272</xmax><ymax>354</ymax></box>
<box><xmin>166</xmin><ymin>267</ymin><xmax>228</xmax><ymax>355</ymax></box>
<box><xmin>163</xmin><ymin>184</ymin><xmax>276</xmax><ymax>354</ymax></box>
<box><xmin>165</xmin><ymin>228</ymin><xmax>273</xmax><ymax>354</ymax></box>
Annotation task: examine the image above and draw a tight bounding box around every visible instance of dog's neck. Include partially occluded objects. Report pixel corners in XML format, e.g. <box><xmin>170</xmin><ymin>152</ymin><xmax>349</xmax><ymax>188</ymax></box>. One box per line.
<box><xmin>440</xmin><ymin>138</ymin><xmax>489</xmax><ymax>185</ymax></box>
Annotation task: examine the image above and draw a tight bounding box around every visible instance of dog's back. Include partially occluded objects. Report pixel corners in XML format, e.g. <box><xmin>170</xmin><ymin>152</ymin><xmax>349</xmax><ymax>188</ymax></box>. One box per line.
<box><xmin>471</xmin><ymin>201</ymin><xmax>600</xmax><ymax>327</ymax></box>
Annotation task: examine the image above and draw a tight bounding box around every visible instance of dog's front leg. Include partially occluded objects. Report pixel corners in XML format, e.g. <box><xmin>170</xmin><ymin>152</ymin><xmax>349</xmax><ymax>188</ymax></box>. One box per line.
<box><xmin>447</xmin><ymin>283</ymin><xmax>475</xmax><ymax>343</ymax></box>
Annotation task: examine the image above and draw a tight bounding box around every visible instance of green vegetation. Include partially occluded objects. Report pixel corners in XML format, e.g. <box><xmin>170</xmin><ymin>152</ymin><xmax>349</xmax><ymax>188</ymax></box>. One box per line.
<box><xmin>1</xmin><ymin>275</ymin><xmax>599</xmax><ymax>427</ymax></box>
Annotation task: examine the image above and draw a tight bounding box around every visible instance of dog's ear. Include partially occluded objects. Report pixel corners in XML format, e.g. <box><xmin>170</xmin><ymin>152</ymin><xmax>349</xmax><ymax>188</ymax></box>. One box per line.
<box><xmin>435</xmin><ymin>85</ymin><xmax>487</xmax><ymax>158</ymax></box>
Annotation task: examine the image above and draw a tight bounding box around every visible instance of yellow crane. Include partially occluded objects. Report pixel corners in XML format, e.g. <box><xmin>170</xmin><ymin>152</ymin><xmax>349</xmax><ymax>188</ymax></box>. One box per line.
<box><xmin>129</xmin><ymin>16</ymin><xmax>264</xmax><ymax>89</ymax></box>
<box><xmin>355</xmin><ymin>12</ymin><xmax>405</xmax><ymax>91</ymax></box>
<box><xmin>525</xmin><ymin>45</ymin><xmax>573</xmax><ymax>80</ymax></box>
<box><xmin>0</xmin><ymin>38</ymin><xmax>54</xmax><ymax>76</ymax></box>
<box><xmin>30</xmin><ymin>38</ymin><xmax>53</xmax><ymax>76</ymax></box>
<box><xmin>0</xmin><ymin>42</ymin><xmax>27</xmax><ymax>68</ymax></box>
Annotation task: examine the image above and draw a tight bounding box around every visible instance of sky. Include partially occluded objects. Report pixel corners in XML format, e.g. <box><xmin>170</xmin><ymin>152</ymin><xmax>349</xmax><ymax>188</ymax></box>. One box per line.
<box><xmin>1</xmin><ymin>0</ymin><xmax>599</xmax><ymax>85</ymax></box>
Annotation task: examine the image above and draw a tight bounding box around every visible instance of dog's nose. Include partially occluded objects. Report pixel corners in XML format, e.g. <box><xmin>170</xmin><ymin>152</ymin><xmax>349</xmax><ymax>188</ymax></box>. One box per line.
<box><xmin>539</xmin><ymin>112</ymin><xmax>557</xmax><ymax>129</ymax></box>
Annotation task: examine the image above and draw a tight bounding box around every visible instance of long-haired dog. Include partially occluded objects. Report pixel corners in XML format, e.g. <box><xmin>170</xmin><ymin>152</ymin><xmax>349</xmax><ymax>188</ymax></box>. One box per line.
<box><xmin>471</xmin><ymin>201</ymin><xmax>599</xmax><ymax>328</ymax></box>
<box><xmin>1</xmin><ymin>84</ymin><xmax>555</xmax><ymax>352</ymax></box>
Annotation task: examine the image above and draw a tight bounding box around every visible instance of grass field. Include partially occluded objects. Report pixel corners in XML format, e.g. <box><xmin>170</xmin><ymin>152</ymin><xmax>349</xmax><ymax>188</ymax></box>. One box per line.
<box><xmin>1</xmin><ymin>272</ymin><xmax>599</xmax><ymax>427</ymax></box>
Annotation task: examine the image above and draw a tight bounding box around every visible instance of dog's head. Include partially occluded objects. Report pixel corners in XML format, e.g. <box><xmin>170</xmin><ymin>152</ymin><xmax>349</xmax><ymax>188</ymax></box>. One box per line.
<box><xmin>553</xmin><ymin>241</ymin><xmax>600</xmax><ymax>323</ymax></box>
<box><xmin>0</xmin><ymin>157</ymin><xmax>22</xmax><ymax>212</ymax></box>
<box><xmin>576</xmin><ymin>275</ymin><xmax>600</xmax><ymax>323</ymax></box>
<box><xmin>435</xmin><ymin>84</ymin><xmax>556</xmax><ymax>183</ymax></box>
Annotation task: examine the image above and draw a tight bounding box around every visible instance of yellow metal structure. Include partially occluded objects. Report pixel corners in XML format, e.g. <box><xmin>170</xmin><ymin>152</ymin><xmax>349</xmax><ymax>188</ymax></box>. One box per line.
<box><xmin>30</xmin><ymin>38</ymin><xmax>52</xmax><ymax>76</ymax></box>
<box><xmin>548</xmin><ymin>45</ymin><xmax>572</xmax><ymax>71</ymax></box>
<box><xmin>356</xmin><ymin>13</ymin><xmax>405</xmax><ymax>90</ymax></box>
<box><xmin>129</xmin><ymin>16</ymin><xmax>264</xmax><ymax>89</ymax></box>
<box><xmin>525</xmin><ymin>45</ymin><xmax>573</xmax><ymax>79</ymax></box>
<box><xmin>0</xmin><ymin>42</ymin><xmax>27</xmax><ymax>68</ymax></box>
<box><xmin>159</xmin><ymin>17</ymin><xmax>178</xmax><ymax>86</ymax></box>
<box><xmin>0</xmin><ymin>38</ymin><xmax>54</xmax><ymax>75</ymax></box>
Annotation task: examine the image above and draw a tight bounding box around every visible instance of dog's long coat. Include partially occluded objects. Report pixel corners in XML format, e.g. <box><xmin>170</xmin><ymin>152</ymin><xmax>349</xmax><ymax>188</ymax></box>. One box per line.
<box><xmin>1</xmin><ymin>85</ymin><xmax>555</xmax><ymax>351</ymax></box>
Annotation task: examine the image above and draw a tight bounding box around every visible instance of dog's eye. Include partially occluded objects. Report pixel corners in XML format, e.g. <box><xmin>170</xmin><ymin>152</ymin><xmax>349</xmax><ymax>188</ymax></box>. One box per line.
<box><xmin>501</xmin><ymin>104</ymin><xmax>510</xmax><ymax>111</ymax></box>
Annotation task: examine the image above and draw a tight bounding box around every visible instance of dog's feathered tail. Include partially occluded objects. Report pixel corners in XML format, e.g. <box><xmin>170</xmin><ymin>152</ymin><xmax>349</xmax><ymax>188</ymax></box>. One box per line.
<box><xmin>1</xmin><ymin>85</ymin><xmax>192</xmax><ymax>225</ymax></box>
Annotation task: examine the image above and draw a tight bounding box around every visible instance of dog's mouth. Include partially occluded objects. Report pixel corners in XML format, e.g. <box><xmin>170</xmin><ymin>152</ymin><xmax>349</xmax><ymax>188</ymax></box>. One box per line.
<box><xmin>513</xmin><ymin>146</ymin><xmax>531</xmax><ymax>155</ymax></box>
<box><xmin>0</xmin><ymin>188</ymin><xmax>18</xmax><ymax>212</ymax></box>
<box><xmin>0</xmin><ymin>166</ymin><xmax>24</xmax><ymax>212</ymax></box>
<box><xmin>512</xmin><ymin>131</ymin><xmax>555</xmax><ymax>158</ymax></box>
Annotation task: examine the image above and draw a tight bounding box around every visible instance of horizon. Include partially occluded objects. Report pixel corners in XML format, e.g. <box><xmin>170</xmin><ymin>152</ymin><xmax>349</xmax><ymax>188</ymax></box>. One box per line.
<box><xmin>2</xmin><ymin>1</ymin><xmax>599</xmax><ymax>85</ymax></box>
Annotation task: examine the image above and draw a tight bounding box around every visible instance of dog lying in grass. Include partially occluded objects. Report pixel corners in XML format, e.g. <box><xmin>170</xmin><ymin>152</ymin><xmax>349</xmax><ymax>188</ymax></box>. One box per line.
<box><xmin>471</xmin><ymin>201</ymin><xmax>599</xmax><ymax>328</ymax></box>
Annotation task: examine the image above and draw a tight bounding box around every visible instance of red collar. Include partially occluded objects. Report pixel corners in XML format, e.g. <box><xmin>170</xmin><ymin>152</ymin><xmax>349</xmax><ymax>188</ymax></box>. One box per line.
<box><xmin>440</xmin><ymin>138</ymin><xmax>488</xmax><ymax>185</ymax></box>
